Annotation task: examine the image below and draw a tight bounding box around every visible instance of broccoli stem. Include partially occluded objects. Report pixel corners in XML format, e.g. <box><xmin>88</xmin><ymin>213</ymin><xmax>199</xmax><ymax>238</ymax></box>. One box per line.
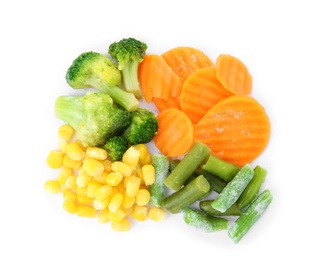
<box><xmin>122</xmin><ymin>62</ymin><xmax>143</xmax><ymax>99</ymax></box>
<box><xmin>164</xmin><ymin>142</ymin><xmax>211</xmax><ymax>191</ymax></box>
<box><xmin>228</xmin><ymin>189</ymin><xmax>273</xmax><ymax>243</ymax></box>
<box><xmin>199</xmin><ymin>200</ymin><xmax>242</xmax><ymax>216</ymax></box>
<box><xmin>163</xmin><ymin>175</ymin><xmax>210</xmax><ymax>214</ymax></box>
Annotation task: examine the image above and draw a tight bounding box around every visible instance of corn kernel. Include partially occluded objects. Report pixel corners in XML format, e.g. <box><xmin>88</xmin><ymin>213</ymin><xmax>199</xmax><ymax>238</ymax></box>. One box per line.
<box><xmin>63</xmin><ymin>155</ymin><xmax>82</xmax><ymax>170</ymax></box>
<box><xmin>142</xmin><ymin>164</ymin><xmax>155</xmax><ymax>185</ymax></box>
<box><xmin>122</xmin><ymin>194</ymin><xmax>135</xmax><ymax>208</ymax></box>
<box><xmin>63</xmin><ymin>189</ymin><xmax>77</xmax><ymax>202</ymax></box>
<box><xmin>63</xmin><ymin>200</ymin><xmax>77</xmax><ymax>214</ymax></box>
<box><xmin>122</xmin><ymin>146</ymin><xmax>141</xmax><ymax>166</ymax></box>
<box><xmin>111</xmin><ymin>161</ymin><xmax>134</xmax><ymax>177</ymax></box>
<box><xmin>77</xmin><ymin>195</ymin><xmax>94</xmax><ymax>205</ymax></box>
<box><xmin>83</xmin><ymin>158</ymin><xmax>104</xmax><ymax>176</ymax></box>
<box><xmin>134</xmin><ymin>164</ymin><xmax>144</xmax><ymax>185</ymax></box>
<box><xmin>125</xmin><ymin>176</ymin><xmax>141</xmax><ymax>197</ymax></box>
<box><xmin>58</xmin><ymin>124</ymin><xmax>74</xmax><ymax>141</ymax></box>
<box><xmin>111</xmin><ymin>218</ymin><xmax>131</xmax><ymax>232</ymax></box>
<box><xmin>105</xmin><ymin>172</ymin><xmax>123</xmax><ymax>186</ymax></box>
<box><xmin>93</xmin><ymin>198</ymin><xmax>109</xmax><ymax>210</ymax></box>
<box><xmin>57</xmin><ymin>167</ymin><xmax>74</xmax><ymax>184</ymax></box>
<box><xmin>86</xmin><ymin>147</ymin><xmax>108</xmax><ymax>160</ymax></box>
<box><xmin>148</xmin><ymin>207</ymin><xmax>167</xmax><ymax>222</ymax></box>
<box><xmin>100</xmin><ymin>160</ymin><xmax>112</xmax><ymax>172</ymax></box>
<box><xmin>46</xmin><ymin>150</ymin><xmax>63</xmax><ymax>169</ymax></box>
<box><xmin>86</xmin><ymin>181</ymin><xmax>102</xmax><ymax>198</ymax></box>
<box><xmin>44</xmin><ymin>180</ymin><xmax>60</xmax><ymax>194</ymax></box>
<box><xmin>65</xmin><ymin>176</ymin><xmax>77</xmax><ymax>190</ymax></box>
<box><xmin>95</xmin><ymin>185</ymin><xmax>113</xmax><ymax>200</ymax></box>
<box><xmin>93</xmin><ymin>171</ymin><xmax>108</xmax><ymax>184</ymax></box>
<box><xmin>76</xmin><ymin>186</ymin><xmax>88</xmax><ymax>197</ymax></box>
<box><xmin>76</xmin><ymin>172</ymin><xmax>92</xmax><ymax>188</ymax></box>
<box><xmin>97</xmin><ymin>210</ymin><xmax>110</xmax><ymax>224</ymax></box>
<box><xmin>108</xmin><ymin>208</ymin><xmax>126</xmax><ymax>223</ymax></box>
<box><xmin>58</xmin><ymin>139</ymin><xmax>68</xmax><ymax>153</ymax></box>
<box><xmin>131</xmin><ymin>205</ymin><xmax>148</xmax><ymax>221</ymax></box>
<box><xmin>108</xmin><ymin>193</ymin><xmax>123</xmax><ymax>213</ymax></box>
<box><xmin>76</xmin><ymin>205</ymin><xmax>96</xmax><ymax>218</ymax></box>
<box><xmin>133</xmin><ymin>144</ymin><xmax>152</xmax><ymax>165</ymax></box>
<box><xmin>135</xmin><ymin>189</ymin><xmax>150</xmax><ymax>206</ymax></box>
<box><xmin>66</xmin><ymin>142</ymin><xmax>86</xmax><ymax>161</ymax></box>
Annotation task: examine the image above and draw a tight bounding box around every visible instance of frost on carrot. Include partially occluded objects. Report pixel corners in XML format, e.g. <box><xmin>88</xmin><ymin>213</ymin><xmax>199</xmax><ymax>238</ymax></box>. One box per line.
<box><xmin>161</xmin><ymin>46</ymin><xmax>214</xmax><ymax>83</ymax></box>
<box><xmin>194</xmin><ymin>95</ymin><xmax>270</xmax><ymax>167</ymax></box>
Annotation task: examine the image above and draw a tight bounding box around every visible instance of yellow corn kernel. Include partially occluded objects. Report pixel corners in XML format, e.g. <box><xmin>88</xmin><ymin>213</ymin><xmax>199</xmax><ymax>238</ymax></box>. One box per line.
<box><xmin>108</xmin><ymin>208</ymin><xmax>126</xmax><ymax>223</ymax></box>
<box><xmin>58</xmin><ymin>139</ymin><xmax>68</xmax><ymax>153</ymax></box>
<box><xmin>100</xmin><ymin>159</ymin><xmax>112</xmax><ymax>173</ymax></box>
<box><xmin>63</xmin><ymin>200</ymin><xmax>77</xmax><ymax>214</ymax></box>
<box><xmin>76</xmin><ymin>205</ymin><xmax>96</xmax><ymax>218</ymax></box>
<box><xmin>66</xmin><ymin>142</ymin><xmax>86</xmax><ymax>161</ymax></box>
<box><xmin>63</xmin><ymin>155</ymin><xmax>82</xmax><ymax>170</ymax></box>
<box><xmin>108</xmin><ymin>193</ymin><xmax>124</xmax><ymax>213</ymax></box>
<box><xmin>105</xmin><ymin>172</ymin><xmax>123</xmax><ymax>186</ymax></box>
<box><xmin>58</xmin><ymin>124</ymin><xmax>74</xmax><ymax>141</ymax></box>
<box><xmin>76</xmin><ymin>186</ymin><xmax>88</xmax><ymax>197</ymax></box>
<box><xmin>134</xmin><ymin>164</ymin><xmax>144</xmax><ymax>185</ymax></box>
<box><xmin>122</xmin><ymin>146</ymin><xmax>141</xmax><ymax>166</ymax></box>
<box><xmin>111</xmin><ymin>161</ymin><xmax>134</xmax><ymax>177</ymax></box>
<box><xmin>125</xmin><ymin>176</ymin><xmax>141</xmax><ymax>197</ymax></box>
<box><xmin>63</xmin><ymin>189</ymin><xmax>77</xmax><ymax>202</ymax></box>
<box><xmin>95</xmin><ymin>185</ymin><xmax>113</xmax><ymax>200</ymax></box>
<box><xmin>83</xmin><ymin>158</ymin><xmax>104</xmax><ymax>176</ymax></box>
<box><xmin>142</xmin><ymin>164</ymin><xmax>155</xmax><ymax>186</ymax></box>
<box><xmin>93</xmin><ymin>198</ymin><xmax>109</xmax><ymax>210</ymax></box>
<box><xmin>148</xmin><ymin>207</ymin><xmax>167</xmax><ymax>222</ymax></box>
<box><xmin>93</xmin><ymin>171</ymin><xmax>108</xmax><ymax>184</ymax></box>
<box><xmin>86</xmin><ymin>181</ymin><xmax>102</xmax><ymax>198</ymax></box>
<box><xmin>135</xmin><ymin>189</ymin><xmax>150</xmax><ymax>206</ymax></box>
<box><xmin>86</xmin><ymin>147</ymin><xmax>108</xmax><ymax>161</ymax></box>
<box><xmin>133</xmin><ymin>144</ymin><xmax>152</xmax><ymax>165</ymax></box>
<box><xmin>131</xmin><ymin>205</ymin><xmax>148</xmax><ymax>221</ymax></box>
<box><xmin>57</xmin><ymin>167</ymin><xmax>74</xmax><ymax>184</ymax></box>
<box><xmin>77</xmin><ymin>195</ymin><xmax>94</xmax><ymax>205</ymax></box>
<box><xmin>44</xmin><ymin>180</ymin><xmax>60</xmax><ymax>194</ymax></box>
<box><xmin>46</xmin><ymin>150</ymin><xmax>63</xmax><ymax>169</ymax></box>
<box><xmin>76</xmin><ymin>171</ymin><xmax>92</xmax><ymax>188</ymax></box>
<box><xmin>65</xmin><ymin>176</ymin><xmax>77</xmax><ymax>190</ymax></box>
<box><xmin>111</xmin><ymin>218</ymin><xmax>131</xmax><ymax>232</ymax></box>
<box><xmin>97</xmin><ymin>210</ymin><xmax>110</xmax><ymax>224</ymax></box>
<box><xmin>122</xmin><ymin>194</ymin><xmax>135</xmax><ymax>208</ymax></box>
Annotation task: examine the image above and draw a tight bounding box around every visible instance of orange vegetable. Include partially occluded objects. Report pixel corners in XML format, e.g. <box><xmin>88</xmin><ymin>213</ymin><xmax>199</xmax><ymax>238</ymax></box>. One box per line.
<box><xmin>161</xmin><ymin>46</ymin><xmax>214</xmax><ymax>83</ymax></box>
<box><xmin>153</xmin><ymin>108</ymin><xmax>194</xmax><ymax>157</ymax></box>
<box><xmin>180</xmin><ymin>67</ymin><xmax>233</xmax><ymax>124</ymax></box>
<box><xmin>215</xmin><ymin>54</ymin><xmax>252</xmax><ymax>95</ymax></box>
<box><xmin>194</xmin><ymin>95</ymin><xmax>270</xmax><ymax>167</ymax></box>
<box><xmin>152</xmin><ymin>96</ymin><xmax>181</xmax><ymax>112</ymax></box>
<box><xmin>138</xmin><ymin>54</ymin><xmax>182</xmax><ymax>103</ymax></box>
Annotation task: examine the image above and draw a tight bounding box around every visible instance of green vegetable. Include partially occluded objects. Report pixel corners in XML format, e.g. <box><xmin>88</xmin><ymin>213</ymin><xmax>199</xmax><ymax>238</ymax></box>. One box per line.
<box><xmin>149</xmin><ymin>154</ymin><xmax>170</xmax><ymax>207</ymax></box>
<box><xmin>108</xmin><ymin>38</ymin><xmax>148</xmax><ymax>99</ymax></box>
<box><xmin>55</xmin><ymin>91</ymin><xmax>131</xmax><ymax>147</ymax></box>
<box><xmin>164</xmin><ymin>142</ymin><xmax>211</xmax><ymax>191</ymax></box>
<box><xmin>199</xmin><ymin>200</ymin><xmax>242</xmax><ymax>216</ymax></box>
<box><xmin>211</xmin><ymin>164</ymin><xmax>254</xmax><ymax>213</ymax></box>
<box><xmin>65</xmin><ymin>51</ymin><xmax>139</xmax><ymax>111</ymax></box>
<box><xmin>201</xmin><ymin>154</ymin><xmax>240</xmax><ymax>182</ymax></box>
<box><xmin>183</xmin><ymin>207</ymin><xmax>228</xmax><ymax>232</ymax></box>
<box><xmin>163</xmin><ymin>175</ymin><xmax>210</xmax><ymax>214</ymax></box>
<box><xmin>228</xmin><ymin>189</ymin><xmax>273</xmax><ymax>243</ymax></box>
<box><xmin>123</xmin><ymin>108</ymin><xmax>158</xmax><ymax>145</ymax></box>
<box><xmin>237</xmin><ymin>165</ymin><xmax>267</xmax><ymax>210</ymax></box>
<box><xmin>102</xmin><ymin>135</ymin><xmax>129</xmax><ymax>162</ymax></box>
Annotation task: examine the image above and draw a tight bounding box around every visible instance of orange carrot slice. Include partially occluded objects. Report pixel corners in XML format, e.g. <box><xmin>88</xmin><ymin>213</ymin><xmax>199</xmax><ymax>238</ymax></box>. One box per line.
<box><xmin>180</xmin><ymin>67</ymin><xmax>233</xmax><ymax>124</ymax></box>
<box><xmin>194</xmin><ymin>95</ymin><xmax>270</xmax><ymax>167</ymax></box>
<box><xmin>215</xmin><ymin>54</ymin><xmax>252</xmax><ymax>95</ymax></box>
<box><xmin>138</xmin><ymin>54</ymin><xmax>182</xmax><ymax>103</ymax></box>
<box><xmin>162</xmin><ymin>46</ymin><xmax>214</xmax><ymax>83</ymax></box>
<box><xmin>152</xmin><ymin>96</ymin><xmax>181</xmax><ymax>112</ymax></box>
<box><xmin>154</xmin><ymin>108</ymin><xmax>194</xmax><ymax>157</ymax></box>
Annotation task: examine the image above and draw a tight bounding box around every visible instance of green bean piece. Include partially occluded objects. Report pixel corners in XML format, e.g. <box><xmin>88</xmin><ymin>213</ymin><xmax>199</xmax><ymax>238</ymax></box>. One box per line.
<box><xmin>201</xmin><ymin>154</ymin><xmax>240</xmax><ymax>182</ymax></box>
<box><xmin>195</xmin><ymin>169</ymin><xmax>227</xmax><ymax>193</ymax></box>
<box><xmin>237</xmin><ymin>165</ymin><xmax>267</xmax><ymax>210</ymax></box>
<box><xmin>164</xmin><ymin>142</ymin><xmax>211</xmax><ymax>191</ymax></box>
<box><xmin>163</xmin><ymin>175</ymin><xmax>210</xmax><ymax>214</ymax></box>
<box><xmin>211</xmin><ymin>164</ymin><xmax>254</xmax><ymax>213</ymax></box>
<box><xmin>183</xmin><ymin>207</ymin><xmax>228</xmax><ymax>232</ymax></box>
<box><xmin>199</xmin><ymin>200</ymin><xmax>242</xmax><ymax>216</ymax></box>
<box><xmin>149</xmin><ymin>154</ymin><xmax>170</xmax><ymax>207</ymax></box>
<box><xmin>228</xmin><ymin>189</ymin><xmax>273</xmax><ymax>243</ymax></box>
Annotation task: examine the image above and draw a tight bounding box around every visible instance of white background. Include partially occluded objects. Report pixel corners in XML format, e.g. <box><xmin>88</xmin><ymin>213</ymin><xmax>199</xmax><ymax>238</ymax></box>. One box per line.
<box><xmin>1</xmin><ymin>0</ymin><xmax>320</xmax><ymax>259</ymax></box>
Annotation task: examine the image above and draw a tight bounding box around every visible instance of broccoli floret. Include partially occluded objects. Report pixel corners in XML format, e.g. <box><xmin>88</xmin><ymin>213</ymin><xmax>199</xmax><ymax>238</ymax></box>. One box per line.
<box><xmin>103</xmin><ymin>136</ymin><xmax>129</xmax><ymax>162</ymax></box>
<box><xmin>55</xmin><ymin>91</ymin><xmax>131</xmax><ymax>147</ymax></box>
<box><xmin>124</xmin><ymin>108</ymin><xmax>158</xmax><ymax>145</ymax></box>
<box><xmin>66</xmin><ymin>51</ymin><xmax>139</xmax><ymax>111</ymax></box>
<box><xmin>108</xmin><ymin>38</ymin><xmax>147</xmax><ymax>99</ymax></box>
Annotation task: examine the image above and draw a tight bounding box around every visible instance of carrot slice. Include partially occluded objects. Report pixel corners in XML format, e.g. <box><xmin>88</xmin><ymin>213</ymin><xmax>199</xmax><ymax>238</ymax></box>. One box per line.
<box><xmin>162</xmin><ymin>46</ymin><xmax>214</xmax><ymax>83</ymax></box>
<box><xmin>215</xmin><ymin>54</ymin><xmax>252</xmax><ymax>95</ymax></box>
<box><xmin>154</xmin><ymin>108</ymin><xmax>194</xmax><ymax>157</ymax></box>
<box><xmin>180</xmin><ymin>67</ymin><xmax>233</xmax><ymax>124</ymax></box>
<box><xmin>194</xmin><ymin>95</ymin><xmax>270</xmax><ymax>167</ymax></box>
<box><xmin>152</xmin><ymin>95</ymin><xmax>181</xmax><ymax>112</ymax></box>
<box><xmin>138</xmin><ymin>54</ymin><xmax>182</xmax><ymax>103</ymax></box>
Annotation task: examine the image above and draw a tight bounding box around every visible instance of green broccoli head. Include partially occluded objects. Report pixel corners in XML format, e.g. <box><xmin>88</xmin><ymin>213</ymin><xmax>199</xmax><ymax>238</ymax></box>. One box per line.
<box><xmin>103</xmin><ymin>136</ymin><xmax>129</xmax><ymax>162</ymax></box>
<box><xmin>108</xmin><ymin>38</ymin><xmax>148</xmax><ymax>99</ymax></box>
<box><xmin>55</xmin><ymin>91</ymin><xmax>131</xmax><ymax>147</ymax></box>
<box><xmin>124</xmin><ymin>108</ymin><xmax>158</xmax><ymax>145</ymax></box>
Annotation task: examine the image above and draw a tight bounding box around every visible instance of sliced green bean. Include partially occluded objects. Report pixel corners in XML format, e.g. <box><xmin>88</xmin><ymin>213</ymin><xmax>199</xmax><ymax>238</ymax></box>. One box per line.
<box><xmin>211</xmin><ymin>164</ymin><xmax>254</xmax><ymax>213</ymax></box>
<box><xmin>164</xmin><ymin>142</ymin><xmax>211</xmax><ymax>191</ymax></box>
<box><xmin>199</xmin><ymin>200</ymin><xmax>242</xmax><ymax>216</ymax></box>
<box><xmin>228</xmin><ymin>189</ymin><xmax>273</xmax><ymax>243</ymax></box>
<box><xmin>163</xmin><ymin>175</ymin><xmax>210</xmax><ymax>214</ymax></box>
<box><xmin>183</xmin><ymin>207</ymin><xmax>228</xmax><ymax>232</ymax></box>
